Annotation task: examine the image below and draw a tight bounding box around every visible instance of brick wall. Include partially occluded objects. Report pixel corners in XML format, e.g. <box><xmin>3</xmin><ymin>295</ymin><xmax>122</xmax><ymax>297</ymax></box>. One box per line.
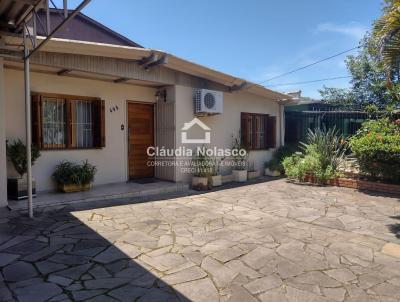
<box><xmin>304</xmin><ymin>175</ymin><xmax>400</xmax><ymax>195</ymax></box>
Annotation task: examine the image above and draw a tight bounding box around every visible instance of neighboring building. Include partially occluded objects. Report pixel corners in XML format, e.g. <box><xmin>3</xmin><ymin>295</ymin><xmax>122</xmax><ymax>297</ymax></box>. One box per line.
<box><xmin>0</xmin><ymin>9</ymin><xmax>291</xmax><ymax>206</ymax></box>
<box><xmin>32</xmin><ymin>9</ymin><xmax>142</xmax><ymax>47</ymax></box>
<box><xmin>284</xmin><ymin>91</ymin><xmax>332</xmax><ymax>111</ymax></box>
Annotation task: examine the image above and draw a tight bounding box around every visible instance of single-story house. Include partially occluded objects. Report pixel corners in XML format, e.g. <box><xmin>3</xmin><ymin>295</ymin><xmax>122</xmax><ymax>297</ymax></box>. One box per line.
<box><xmin>0</xmin><ymin>8</ymin><xmax>292</xmax><ymax>206</ymax></box>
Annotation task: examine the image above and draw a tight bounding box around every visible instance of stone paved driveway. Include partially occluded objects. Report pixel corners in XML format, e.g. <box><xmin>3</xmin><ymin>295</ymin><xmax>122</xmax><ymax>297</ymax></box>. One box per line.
<box><xmin>1</xmin><ymin>179</ymin><xmax>400</xmax><ymax>302</ymax></box>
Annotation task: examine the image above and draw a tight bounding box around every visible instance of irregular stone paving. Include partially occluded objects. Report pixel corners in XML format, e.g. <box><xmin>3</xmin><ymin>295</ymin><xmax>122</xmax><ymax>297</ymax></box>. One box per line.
<box><xmin>0</xmin><ymin>178</ymin><xmax>400</xmax><ymax>301</ymax></box>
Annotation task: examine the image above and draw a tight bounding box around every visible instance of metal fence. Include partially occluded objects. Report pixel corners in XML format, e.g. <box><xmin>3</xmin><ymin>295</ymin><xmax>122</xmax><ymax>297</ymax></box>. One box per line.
<box><xmin>285</xmin><ymin>110</ymin><xmax>379</xmax><ymax>144</ymax></box>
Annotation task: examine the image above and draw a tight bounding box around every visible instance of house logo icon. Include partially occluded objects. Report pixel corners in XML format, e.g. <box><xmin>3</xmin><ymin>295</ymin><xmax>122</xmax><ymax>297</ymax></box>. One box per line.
<box><xmin>181</xmin><ymin>118</ymin><xmax>211</xmax><ymax>144</ymax></box>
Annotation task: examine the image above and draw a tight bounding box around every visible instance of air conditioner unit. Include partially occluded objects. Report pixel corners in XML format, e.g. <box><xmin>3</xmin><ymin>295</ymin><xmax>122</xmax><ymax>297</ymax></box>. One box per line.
<box><xmin>193</xmin><ymin>89</ymin><xmax>223</xmax><ymax>116</ymax></box>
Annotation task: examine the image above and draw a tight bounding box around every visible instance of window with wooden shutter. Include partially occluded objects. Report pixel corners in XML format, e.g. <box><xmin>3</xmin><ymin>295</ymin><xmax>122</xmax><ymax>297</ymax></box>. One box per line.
<box><xmin>241</xmin><ymin>113</ymin><xmax>250</xmax><ymax>149</ymax></box>
<box><xmin>31</xmin><ymin>94</ymin><xmax>42</xmax><ymax>149</ymax></box>
<box><xmin>92</xmin><ymin>99</ymin><xmax>105</xmax><ymax>148</ymax></box>
<box><xmin>240</xmin><ymin>112</ymin><xmax>277</xmax><ymax>150</ymax></box>
<box><xmin>31</xmin><ymin>93</ymin><xmax>105</xmax><ymax>150</ymax></box>
<box><xmin>266</xmin><ymin>116</ymin><xmax>277</xmax><ymax>148</ymax></box>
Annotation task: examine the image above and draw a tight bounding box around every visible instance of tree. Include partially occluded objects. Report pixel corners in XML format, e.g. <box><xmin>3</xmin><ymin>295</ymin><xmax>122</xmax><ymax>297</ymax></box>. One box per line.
<box><xmin>373</xmin><ymin>0</ymin><xmax>400</xmax><ymax>106</ymax></box>
<box><xmin>318</xmin><ymin>87</ymin><xmax>354</xmax><ymax>109</ymax></box>
<box><xmin>319</xmin><ymin>0</ymin><xmax>400</xmax><ymax>110</ymax></box>
<box><xmin>374</xmin><ymin>0</ymin><xmax>400</xmax><ymax>74</ymax></box>
<box><xmin>319</xmin><ymin>34</ymin><xmax>392</xmax><ymax>110</ymax></box>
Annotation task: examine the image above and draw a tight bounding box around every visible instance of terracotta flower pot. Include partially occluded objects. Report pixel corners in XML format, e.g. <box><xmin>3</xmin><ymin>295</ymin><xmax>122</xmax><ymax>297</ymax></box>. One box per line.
<box><xmin>58</xmin><ymin>183</ymin><xmax>92</xmax><ymax>193</ymax></box>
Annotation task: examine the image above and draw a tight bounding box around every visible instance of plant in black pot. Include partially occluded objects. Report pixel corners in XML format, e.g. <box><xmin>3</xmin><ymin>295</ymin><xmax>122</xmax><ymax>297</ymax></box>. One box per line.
<box><xmin>6</xmin><ymin>139</ymin><xmax>41</xmax><ymax>200</ymax></box>
<box><xmin>53</xmin><ymin>160</ymin><xmax>97</xmax><ymax>193</ymax></box>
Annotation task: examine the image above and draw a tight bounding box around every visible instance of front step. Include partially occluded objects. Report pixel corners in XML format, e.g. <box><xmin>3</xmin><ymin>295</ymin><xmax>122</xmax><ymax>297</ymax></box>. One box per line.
<box><xmin>8</xmin><ymin>181</ymin><xmax>189</xmax><ymax>211</ymax></box>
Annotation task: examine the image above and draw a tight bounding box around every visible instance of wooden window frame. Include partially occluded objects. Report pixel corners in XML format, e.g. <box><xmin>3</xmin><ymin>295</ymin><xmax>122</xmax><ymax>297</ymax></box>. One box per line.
<box><xmin>241</xmin><ymin>112</ymin><xmax>276</xmax><ymax>150</ymax></box>
<box><xmin>32</xmin><ymin>92</ymin><xmax>105</xmax><ymax>150</ymax></box>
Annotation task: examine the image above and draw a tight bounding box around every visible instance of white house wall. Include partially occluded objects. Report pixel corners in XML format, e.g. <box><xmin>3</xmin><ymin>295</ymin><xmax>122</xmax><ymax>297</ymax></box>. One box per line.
<box><xmin>174</xmin><ymin>85</ymin><xmax>282</xmax><ymax>183</ymax></box>
<box><xmin>3</xmin><ymin>68</ymin><xmax>284</xmax><ymax>193</ymax></box>
<box><xmin>4</xmin><ymin>68</ymin><xmax>156</xmax><ymax>192</ymax></box>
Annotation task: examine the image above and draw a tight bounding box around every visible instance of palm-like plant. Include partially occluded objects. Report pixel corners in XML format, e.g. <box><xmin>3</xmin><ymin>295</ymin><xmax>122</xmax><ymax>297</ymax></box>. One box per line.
<box><xmin>374</xmin><ymin>1</ymin><xmax>400</xmax><ymax>75</ymax></box>
<box><xmin>300</xmin><ymin>127</ymin><xmax>348</xmax><ymax>172</ymax></box>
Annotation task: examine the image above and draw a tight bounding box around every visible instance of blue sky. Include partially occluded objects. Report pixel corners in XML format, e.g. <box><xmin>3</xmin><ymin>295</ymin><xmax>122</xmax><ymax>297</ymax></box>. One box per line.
<box><xmin>72</xmin><ymin>0</ymin><xmax>381</xmax><ymax>99</ymax></box>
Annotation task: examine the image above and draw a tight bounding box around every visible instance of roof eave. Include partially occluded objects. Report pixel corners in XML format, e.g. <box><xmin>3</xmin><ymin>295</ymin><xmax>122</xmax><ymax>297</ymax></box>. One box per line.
<box><xmin>4</xmin><ymin>36</ymin><xmax>293</xmax><ymax>101</ymax></box>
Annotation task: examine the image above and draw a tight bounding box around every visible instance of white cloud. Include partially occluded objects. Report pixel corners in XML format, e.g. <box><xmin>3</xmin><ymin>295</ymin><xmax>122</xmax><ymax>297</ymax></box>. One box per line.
<box><xmin>315</xmin><ymin>22</ymin><xmax>368</xmax><ymax>40</ymax></box>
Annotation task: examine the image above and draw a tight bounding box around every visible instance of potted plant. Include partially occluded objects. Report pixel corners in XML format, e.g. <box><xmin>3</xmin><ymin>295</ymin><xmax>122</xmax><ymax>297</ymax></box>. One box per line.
<box><xmin>6</xmin><ymin>140</ymin><xmax>41</xmax><ymax>200</ymax></box>
<box><xmin>191</xmin><ymin>152</ymin><xmax>211</xmax><ymax>190</ymax></box>
<box><xmin>53</xmin><ymin>160</ymin><xmax>97</xmax><ymax>193</ymax></box>
<box><xmin>231</xmin><ymin>136</ymin><xmax>248</xmax><ymax>182</ymax></box>
<box><xmin>264</xmin><ymin>159</ymin><xmax>281</xmax><ymax>177</ymax></box>
<box><xmin>247</xmin><ymin>162</ymin><xmax>260</xmax><ymax>179</ymax></box>
<box><xmin>265</xmin><ymin>145</ymin><xmax>298</xmax><ymax>177</ymax></box>
<box><xmin>210</xmin><ymin>157</ymin><xmax>223</xmax><ymax>187</ymax></box>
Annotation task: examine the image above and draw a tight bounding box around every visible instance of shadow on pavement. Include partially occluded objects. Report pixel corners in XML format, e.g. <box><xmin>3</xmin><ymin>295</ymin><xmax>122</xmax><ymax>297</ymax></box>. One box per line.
<box><xmin>0</xmin><ymin>206</ymin><xmax>191</xmax><ymax>302</ymax></box>
<box><xmin>388</xmin><ymin>215</ymin><xmax>400</xmax><ymax>239</ymax></box>
<box><xmin>0</xmin><ymin>177</ymin><xmax>281</xmax><ymax>301</ymax></box>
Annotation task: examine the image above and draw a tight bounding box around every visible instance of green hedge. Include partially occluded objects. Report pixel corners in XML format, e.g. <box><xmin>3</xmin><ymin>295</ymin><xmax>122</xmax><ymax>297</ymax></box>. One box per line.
<box><xmin>349</xmin><ymin>118</ymin><xmax>400</xmax><ymax>183</ymax></box>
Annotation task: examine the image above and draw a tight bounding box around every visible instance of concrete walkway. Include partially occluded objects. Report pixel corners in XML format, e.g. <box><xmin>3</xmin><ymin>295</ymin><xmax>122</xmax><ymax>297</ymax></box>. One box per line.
<box><xmin>0</xmin><ymin>178</ymin><xmax>400</xmax><ymax>301</ymax></box>
<box><xmin>8</xmin><ymin>180</ymin><xmax>189</xmax><ymax>210</ymax></box>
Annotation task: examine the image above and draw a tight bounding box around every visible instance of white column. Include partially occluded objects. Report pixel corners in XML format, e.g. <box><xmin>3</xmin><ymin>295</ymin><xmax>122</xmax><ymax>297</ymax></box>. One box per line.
<box><xmin>0</xmin><ymin>55</ymin><xmax>8</xmax><ymax>207</ymax></box>
<box><xmin>23</xmin><ymin>29</ymin><xmax>33</xmax><ymax>218</ymax></box>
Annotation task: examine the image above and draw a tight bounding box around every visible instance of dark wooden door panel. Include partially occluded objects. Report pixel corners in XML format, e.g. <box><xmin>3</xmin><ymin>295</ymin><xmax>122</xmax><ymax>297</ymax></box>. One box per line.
<box><xmin>128</xmin><ymin>103</ymin><xmax>154</xmax><ymax>178</ymax></box>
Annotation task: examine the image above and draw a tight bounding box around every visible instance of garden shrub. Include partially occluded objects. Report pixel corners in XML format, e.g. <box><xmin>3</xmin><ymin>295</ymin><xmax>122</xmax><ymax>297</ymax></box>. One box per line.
<box><xmin>265</xmin><ymin>144</ymin><xmax>298</xmax><ymax>173</ymax></box>
<box><xmin>349</xmin><ymin>118</ymin><xmax>400</xmax><ymax>183</ymax></box>
<box><xmin>283</xmin><ymin>153</ymin><xmax>312</xmax><ymax>182</ymax></box>
<box><xmin>283</xmin><ymin>152</ymin><xmax>335</xmax><ymax>184</ymax></box>
<box><xmin>301</xmin><ymin>127</ymin><xmax>348</xmax><ymax>172</ymax></box>
<box><xmin>282</xmin><ymin>127</ymin><xmax>347</xmax><ymax>184</ymax></box>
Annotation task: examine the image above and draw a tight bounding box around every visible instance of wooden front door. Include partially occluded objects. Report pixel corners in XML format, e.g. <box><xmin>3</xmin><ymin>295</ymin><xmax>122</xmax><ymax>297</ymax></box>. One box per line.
<box><xmin>127</xmin><ymin>102</ymin><xmax>154</xmax><ymax>179</ymax></box>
